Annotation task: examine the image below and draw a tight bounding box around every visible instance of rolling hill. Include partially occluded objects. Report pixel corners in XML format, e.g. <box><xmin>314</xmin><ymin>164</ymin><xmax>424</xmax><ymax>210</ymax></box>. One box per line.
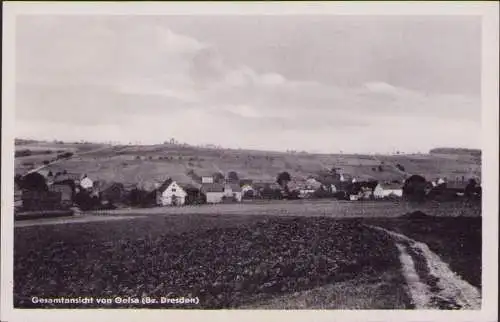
<box><xmin>14</xmin><ymin>140</ymin><xmax>482</xmax><ymax>189</ymax></box>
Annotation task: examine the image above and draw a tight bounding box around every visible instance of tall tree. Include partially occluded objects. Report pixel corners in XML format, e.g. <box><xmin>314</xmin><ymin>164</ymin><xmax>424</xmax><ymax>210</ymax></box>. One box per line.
<box><xmin>213</xmin><ymin>172</ymin><xmax>225</xmax><ymax>184</ymax></box>
<box><xmin>403</xmin><ymin>175</ymin><xmax>427</xmax><ymax>202</ymax></box>
<box><xmin>227</xmin><ymin>171</ymin><xmax>239</xmax><ymax>183</ymax></box>
<box><xmin>19</xmin><ymin>172</ymin><xmax>48</xmax><ymax>191</ymax></box>
<box><xmin>276</xmin><ymin>171</ymin><xmax>291</xmax><ymax>192</ymax></box>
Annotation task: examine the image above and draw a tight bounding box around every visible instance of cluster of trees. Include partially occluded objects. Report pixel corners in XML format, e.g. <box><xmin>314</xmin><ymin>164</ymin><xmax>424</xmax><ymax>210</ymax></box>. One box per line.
<box><xmin>403</xmin><ymin>175</ymin><xmax>481</xmax><ymax>202</ymax></box>
<box><xmin>15</xmin><ymin>173</ymin><xmax>48</xmax><ymax>191</ymax></box>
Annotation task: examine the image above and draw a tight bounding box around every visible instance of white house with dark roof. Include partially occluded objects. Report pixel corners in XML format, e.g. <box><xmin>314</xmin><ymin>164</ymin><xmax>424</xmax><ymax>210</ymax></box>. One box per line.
<box><xmin>224</xmin><ymin>183</ymin><xmax>242</xmax><ymax>202</ymax></box>
<box><xmin>156</xmin><ymin>179</ymin><xmax>188</xmax><ymax>206</ymax></box>
<box><xmin>201</xmin><ymin>183</ymin><xmax>225</xmax><ymax>203</ymax></box>
<box><xmin>373</xmin><ymin>182</ymin><xmax>403</xmax><ymax>199</ymax></box>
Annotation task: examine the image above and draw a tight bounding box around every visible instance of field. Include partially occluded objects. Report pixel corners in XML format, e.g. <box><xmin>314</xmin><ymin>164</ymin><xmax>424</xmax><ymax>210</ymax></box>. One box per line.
<box><xmin>14</xmin><ymin>200</ymin><xmax>481</xmax><ymax>309</ymax></box>
<box><xmin>13</xmin><ymin>140</ymin><xmax>482</xmax><ymax>309</ymax></box>
<box><xmin>14</xmin><ymin>140</ymin><xmax>481</xmax><ymax>189</ymax></box>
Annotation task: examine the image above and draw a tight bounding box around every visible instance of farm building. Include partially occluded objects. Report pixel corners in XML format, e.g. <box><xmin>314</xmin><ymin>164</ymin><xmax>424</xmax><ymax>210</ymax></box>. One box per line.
<box><xmin>373</xmin><ymin>183</ymin><xmax>403</xmax><ymax>199</ymax></box>
<box><xmin>223</xmin><ymin>183</ymin><xmax>243</xmax><ymax>202</ymax></box>
<box><xmin>98</xmin><ymin>182</ymin><xmax>127</xmax><ymax>205</ymax></box>
<box><xmin>349</xmin><ymin>194</ymin><xmax>359</xmax><ymax>201</ymax></box>
<box><xmin>201</xmin><ymin>183</ymin><xmax>225</xmax><ymax>203</ymax></box>
<box><xmin>299</xmin><ymin>187</ymin><xmax>316</xmax><ymax>198</ymax></box>
<box><xmin>201</xmin><ymin>176</ymin><xmax>214</xmax><ymax>184</ymax></box>
<box><xmin>348</xmin><ymin>181</ymin><xmax>378</xmax><ymax>200</ymax></box>
<box><xmin>156</xmin><ymin>179</ymin><xmax>188</xmax><ymax>206</ymax></box>
<box><xmin>49</xmin><ymin>183</ymin><xmax>73</xmax><ymax>206</ymax></box>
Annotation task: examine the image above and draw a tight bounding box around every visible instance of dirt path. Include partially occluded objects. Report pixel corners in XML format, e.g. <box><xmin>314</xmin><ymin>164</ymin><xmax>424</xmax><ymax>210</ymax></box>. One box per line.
<box><xmin>366</xmin><ymin>225</ymin><xmax>481</xmax><ymax>310</ymax></box>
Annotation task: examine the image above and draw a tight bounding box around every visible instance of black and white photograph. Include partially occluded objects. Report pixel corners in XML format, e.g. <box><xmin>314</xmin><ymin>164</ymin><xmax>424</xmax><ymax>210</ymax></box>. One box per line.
<box><xmin>1</xmin><ymin>2</ymin><xmax>498</xmax><ymax>322</ymax></box>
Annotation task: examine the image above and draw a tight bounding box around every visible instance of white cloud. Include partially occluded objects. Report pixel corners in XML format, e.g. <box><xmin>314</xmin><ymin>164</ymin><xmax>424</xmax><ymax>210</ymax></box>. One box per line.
<box><xmin>15</xmin><ymin>16</ymin><xmax>481</xmax><ymax>153</ymax></box>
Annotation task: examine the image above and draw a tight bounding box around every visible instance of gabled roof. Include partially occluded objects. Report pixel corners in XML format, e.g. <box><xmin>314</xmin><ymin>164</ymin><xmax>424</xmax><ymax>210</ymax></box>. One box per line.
<box><xmin>225</xmin><ymin>183</ymin><xmax>242</xmax><ymax>192</ymax></box>
<box><xmin>380</xmin><ymin>182</ymin><xmax>403</xmax><ymax>190</ymax></box>
<box><xmin>200</xmin><ymin>183</ymin><xmax>225</xmax><ymax>193</ymax></box>
<box><xmin>178</xmin><ymin>183</ymin><xmax>200</xmax><ymax>192</ymax></box>
<box><xmin>157</xmin><ymin>179</ymin><xmax>174</xmax><ymax>193</ymax></box>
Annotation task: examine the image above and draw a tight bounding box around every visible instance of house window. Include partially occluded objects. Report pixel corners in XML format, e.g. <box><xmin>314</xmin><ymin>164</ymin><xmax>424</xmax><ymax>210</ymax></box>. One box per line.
<box><xmin>171</xmin><ymin>188</ymin><xmax>176</xmax><ymax>192</ymax></box>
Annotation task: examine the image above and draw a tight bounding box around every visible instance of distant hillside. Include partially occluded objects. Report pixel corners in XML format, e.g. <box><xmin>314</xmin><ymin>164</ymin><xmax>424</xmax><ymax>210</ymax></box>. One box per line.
<box><xmin>430</xmin><ymin>148</ymin><xmax>481</xmax><ymax>157</ymax></box>
<box><xmin>14</xmin><ymin>140</ymin><xmax>482</xmax><ymax>189</ymax></box>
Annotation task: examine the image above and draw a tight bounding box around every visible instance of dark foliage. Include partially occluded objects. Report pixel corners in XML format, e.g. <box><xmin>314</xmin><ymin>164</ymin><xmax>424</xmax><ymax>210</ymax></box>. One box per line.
<box><xmin>74</xmin><ymin>191</ymin><xmax>101</xmax><ymax>211</ymax></box>
<box><xmin>128</xmin><ymin>188</ymin><xmax>156</xmax><ymax>207</ymax></box>
<box><xmin>227</xmin><ymin>171</ymin><xmax>239</xmax><ymax>183</ymax></box>
<box><xmin>276</xmin><ymin>172</ymin><xmax>291</xmax><ymax>191</ymax></box>
<box><xmin>403</xmin><ymin>175</ymin><xmax>428</xmax><ymax>202</ymax></box>
<box><xmin>19</xmin><ymin>172</ymin><xmax>48</xmax><ymax>192</ymax></box>
<box><xmin>213</xmin><ymin>172</ymin><xmax>225</xmax><ymax>184</ymax></box>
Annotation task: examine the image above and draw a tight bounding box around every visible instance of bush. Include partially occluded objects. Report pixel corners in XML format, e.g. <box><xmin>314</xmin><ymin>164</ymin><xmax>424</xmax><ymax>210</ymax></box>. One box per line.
<box><xmin>74</xmin><ymin>191</ymin><xmax>100</xmax><ymax>211</ymax></box>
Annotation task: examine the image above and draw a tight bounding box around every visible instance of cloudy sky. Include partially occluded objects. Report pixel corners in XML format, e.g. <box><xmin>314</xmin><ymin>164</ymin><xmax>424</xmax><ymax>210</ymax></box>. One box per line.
<box><xmin>15</xmin><ymin>15</ymin><xmax>481</xmax><ymax>153</ymax></box>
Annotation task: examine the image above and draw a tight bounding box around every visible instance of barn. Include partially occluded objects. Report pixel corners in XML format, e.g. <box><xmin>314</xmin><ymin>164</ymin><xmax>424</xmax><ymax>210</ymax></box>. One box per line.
<box><xmin>49</xmin><ymin>183</ymin><xmax>73</xmax><ymax>207</ymax></box>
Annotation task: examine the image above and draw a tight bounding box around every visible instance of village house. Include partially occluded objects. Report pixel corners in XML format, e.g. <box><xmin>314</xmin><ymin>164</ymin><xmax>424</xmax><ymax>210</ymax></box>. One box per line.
<box><xmin>299</xmin><ymin>184</ymin><xmax>316</xmax><ymax>198</ymax></box>
<box><xmin>223</xmin><ymin>183</ymin><xmax>243</xmax><ymax>202</ymax></box>
<box><xmin>201</xmin><ymin>176</ymin><xmax>214</xmax><ymax>184</ymax></box>
<box><xmin>99</xmin><ymin>182</ymin><xmax>127</xmax><ymax>205</ymax></box>
<box><xmin>156</xmin><ymin>179</ymin><xmax>188</xmax><ymax>206</ymax></box>
<box><xmin>49</xmin><ymin>183</ymin><xmax>73</xmax><ymax>207</ymax></box>
<box><xmin>348</xmin><ymin>181</ymin><xmax>378</xmax><ymax>200</ymax></box>
<box><xmin>373</xmin><ymin>182</ymin><xmax>403</xmax><ymax>199</ymax></box>
<box><xmin>201</xmin><ymin>183</ymin><xmax>225</xmax><ymax>203</ymax></box>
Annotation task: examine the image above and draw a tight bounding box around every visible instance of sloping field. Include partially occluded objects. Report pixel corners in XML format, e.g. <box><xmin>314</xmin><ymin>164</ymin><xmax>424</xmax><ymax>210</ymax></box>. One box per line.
<box><xmin>14</xmin><ymin>141</ymin><xmax>481</xmax><ymax>187</ymax></box>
